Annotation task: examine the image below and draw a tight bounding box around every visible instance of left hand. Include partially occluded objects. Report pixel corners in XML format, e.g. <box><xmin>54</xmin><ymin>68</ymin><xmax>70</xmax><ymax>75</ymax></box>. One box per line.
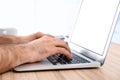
<box><xmin>18</xmin><ymin>32</ymin><xmax>45</xmax><ymax>43</ymax></box>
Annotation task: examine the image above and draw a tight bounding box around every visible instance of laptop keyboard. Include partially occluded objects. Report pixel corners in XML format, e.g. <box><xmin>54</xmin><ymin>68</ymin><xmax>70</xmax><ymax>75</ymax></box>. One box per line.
<box><xmin>47</xmin><ymin>53</ymin><xmax>90</xmax><ymax>65</ymax></box>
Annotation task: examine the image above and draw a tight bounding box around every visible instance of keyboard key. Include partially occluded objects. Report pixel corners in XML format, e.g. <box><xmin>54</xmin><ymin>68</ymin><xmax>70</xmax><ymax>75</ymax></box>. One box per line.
<box><xmin>47</xmin><ymin>53</ymin><xmax>90</xmax><ymax>65</ymax></box>
<box><xmin>47</xmin><ymin>56</ymin><xmax>58</xmax><ymax>65</ymax></box>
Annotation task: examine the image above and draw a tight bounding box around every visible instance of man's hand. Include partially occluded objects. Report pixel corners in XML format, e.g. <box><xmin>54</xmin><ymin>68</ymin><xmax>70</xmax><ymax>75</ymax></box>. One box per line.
<box><xmin>0</xmin><ymin>33</ymin><xmax>71</xmax><ymax>74</ymax></box>
<box><xmin>22</xmin><ymin>35</ymin><xmax>72</xmax><ymax>63</ymax></box>
<box><xmin>18</xmin><ymin>32</ymin><xmax>45</xmax><ymax>43</ymax></box>
<box><xmin>0</xmin><ymin>32</ymin><xmax>44</xmax><ymax>44</ymax></box>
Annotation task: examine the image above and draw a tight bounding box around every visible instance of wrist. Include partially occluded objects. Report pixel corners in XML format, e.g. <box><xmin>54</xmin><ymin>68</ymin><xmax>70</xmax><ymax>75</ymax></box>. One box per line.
<box><xmin>0</xmin><ymin>34</ymin><xmax>20</xmax><ymax>44</ymax></box>
<box><xmin>12</xmin><ymin>44</ymin><xmax>30</xmax><ymax>67</ymax></box>
<box><xmin>13</xmin><ymin>36</ymin><xmax>21</xmax><ymax>44</ymax></box>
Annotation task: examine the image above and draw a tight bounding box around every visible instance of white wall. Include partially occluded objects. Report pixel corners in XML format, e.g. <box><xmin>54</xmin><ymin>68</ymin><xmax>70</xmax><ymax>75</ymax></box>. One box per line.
<box><xmin>0</xmin><ymin>0</ymin><xmax>35</xmax><ymax>35</ymax></box>
<box><xmin>0</xmin><ymin>0</ymin><xmax>80</xmax><ymax>36</ymax></box>
<box><xmin>0</xmin><ymin>0</ymin><xmax>120</xmax><ymax>44</ymax></box>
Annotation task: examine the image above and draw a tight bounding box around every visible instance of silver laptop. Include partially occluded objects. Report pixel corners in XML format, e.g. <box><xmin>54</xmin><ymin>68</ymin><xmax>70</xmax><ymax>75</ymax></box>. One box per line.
<box><xmin>14</xmin><ymin>0</ymin><xmax>120</xmax><ymax>71</ymax></box>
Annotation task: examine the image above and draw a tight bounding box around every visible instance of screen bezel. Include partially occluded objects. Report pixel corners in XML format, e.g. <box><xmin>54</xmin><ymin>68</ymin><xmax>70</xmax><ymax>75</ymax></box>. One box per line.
<box><xmin>69</xmin><ymin>0</ymin><xmax>120</xmax><ymax>65</ymax></box>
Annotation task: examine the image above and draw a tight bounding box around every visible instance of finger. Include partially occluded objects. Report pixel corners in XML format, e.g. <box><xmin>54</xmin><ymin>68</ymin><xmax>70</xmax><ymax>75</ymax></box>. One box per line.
<box><xmin>44</xmin><ymin>34</ymin><xmax>55</xmax><ymax>38</ymax></box>
<box><xmin>33</xmin><ymin>32</ymin><xmax>45</xmax><ymax>39</ymax></box>
<box><xmin>56</xmin><ymin>47</ymin><xmax>72</xmax><ymax>59</ymax></box>
<box><xmin>25</xmin><ymin>32</ymin><xmax>44</xmax><ymax>41</ymax></box>
<box><xmin>53</xmin><ymin>38</ymin><xmax>71</xmax><ymax>53</ymax></box>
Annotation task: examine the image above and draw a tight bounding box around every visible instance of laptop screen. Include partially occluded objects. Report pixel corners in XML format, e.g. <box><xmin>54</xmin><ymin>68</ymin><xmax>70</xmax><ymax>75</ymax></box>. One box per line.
<box><xmin>71</xmin><ymin>0</ymin><xmax>119</xmax><ymax>55</ymax></box>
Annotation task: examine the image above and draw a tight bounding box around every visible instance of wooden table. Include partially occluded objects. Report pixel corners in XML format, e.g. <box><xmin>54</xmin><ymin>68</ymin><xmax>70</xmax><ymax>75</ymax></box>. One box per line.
<box><xmin>0</xmin><ymin>43</ymin><xmax>120</xmax><ymax>80</ymax></box>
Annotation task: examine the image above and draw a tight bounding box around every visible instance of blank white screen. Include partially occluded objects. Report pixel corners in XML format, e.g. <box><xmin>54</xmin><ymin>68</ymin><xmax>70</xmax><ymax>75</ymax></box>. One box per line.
<box><xmin>71</xmin><ymin>0</ymin><xmax>119</xmax><ymax>55</ymax></box>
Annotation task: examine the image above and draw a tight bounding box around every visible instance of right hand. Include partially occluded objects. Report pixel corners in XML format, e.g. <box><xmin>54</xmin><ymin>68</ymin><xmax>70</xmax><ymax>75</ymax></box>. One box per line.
<box><xmin>25</xmin><ymin>35</ymin><xmax>72</xmax><ymax>63</ymax></box>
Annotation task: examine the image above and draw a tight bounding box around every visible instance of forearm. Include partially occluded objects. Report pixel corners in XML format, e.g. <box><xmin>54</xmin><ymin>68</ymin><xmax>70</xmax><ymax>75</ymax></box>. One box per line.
<box><xmin>0</xmin><ymin>44</ymin><xmax>29</xmax><ymax>74</ymax></box>
<box><xmin>0</xmin><ymin>34</ymin><xmax>20</xmax><ymax>44</ymax></box>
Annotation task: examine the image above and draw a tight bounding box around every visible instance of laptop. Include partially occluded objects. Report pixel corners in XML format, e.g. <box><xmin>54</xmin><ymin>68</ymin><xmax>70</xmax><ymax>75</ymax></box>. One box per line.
<box><xmin>14</xmin><ymin>0</ymin><xmax>120</xmax><ymax>71</ymax></box>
